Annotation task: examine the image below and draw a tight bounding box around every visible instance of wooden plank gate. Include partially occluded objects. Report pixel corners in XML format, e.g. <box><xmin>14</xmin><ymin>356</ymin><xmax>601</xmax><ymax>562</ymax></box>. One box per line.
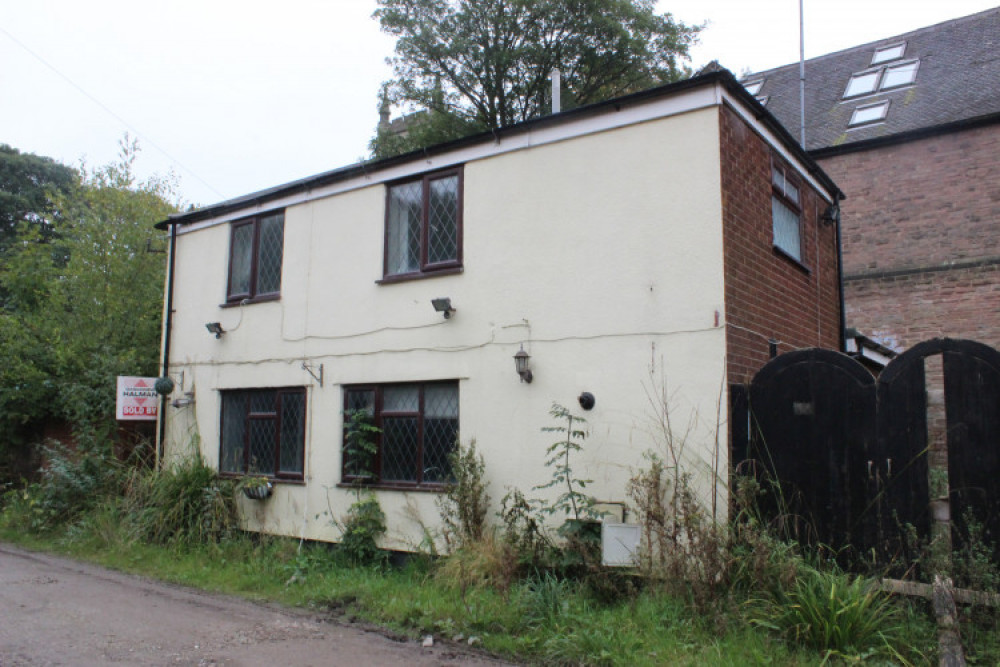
<box><xmin>737</xmin><ymin>338</ymin><xmax>1000</xmax><ymax>567</ymax></box>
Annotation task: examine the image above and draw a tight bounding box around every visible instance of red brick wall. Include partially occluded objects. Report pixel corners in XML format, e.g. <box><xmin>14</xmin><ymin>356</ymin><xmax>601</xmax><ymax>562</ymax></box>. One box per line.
<box><xmin>719</xmin><ymin>105</ymin><xmax>843</xmax><ymax>384</ymax></box>
<box><xmin>819</xmin><ymin>123</ymin><xmax>1000</xmax><ymax>350</ymax></box>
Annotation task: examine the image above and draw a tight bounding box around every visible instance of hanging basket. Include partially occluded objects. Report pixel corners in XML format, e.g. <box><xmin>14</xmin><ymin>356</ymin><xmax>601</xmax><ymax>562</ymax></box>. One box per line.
<box><xmin>241</xmin><ymin>480</ymin><xmax>273</xmax><ymax>500</ymax></box>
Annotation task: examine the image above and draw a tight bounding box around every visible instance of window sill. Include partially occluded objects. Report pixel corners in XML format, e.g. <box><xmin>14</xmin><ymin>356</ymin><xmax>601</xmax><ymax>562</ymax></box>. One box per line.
<box><xmin>336</xmin><ymin>481</ymin><xmax>446</xmax><ymax>493</ymax></box>
<box><xmin>772</xmin><ymin>245</ymin><xmax>811</xmax><ymax>275</ymax></box>
<box><xmin>220</xmin><ymin>294</ymin><xmax>280</xmax><ymax>308</ymax></box>
<box><xmin>376</xmin><ymin>266</ymin><xmax>463</xmax><ymax>285</ymax></box>
<box><xmin>220</xmin><ymin>473</ymin><xmax>305</xmax><ymax>485</ymax></box>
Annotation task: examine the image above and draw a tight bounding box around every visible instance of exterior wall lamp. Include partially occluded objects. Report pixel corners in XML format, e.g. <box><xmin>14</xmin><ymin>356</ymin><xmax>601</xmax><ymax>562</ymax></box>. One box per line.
<box><xmin>514</xmin><ymin>345</ymin><xmax>533</xmax><ymax>383</ymax></box>
<box><xmin>431</xmin><ymin>297</ymin><xmax>455</xmax><ymax>319</ymax></box>
<box><xmin>206</xmin><ymin>322</ymin><xmax>225</xmax><ymax>338</ymax></box>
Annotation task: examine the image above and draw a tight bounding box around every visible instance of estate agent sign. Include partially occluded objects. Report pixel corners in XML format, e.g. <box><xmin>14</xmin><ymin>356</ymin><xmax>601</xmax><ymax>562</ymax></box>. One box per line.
<box><xmin>116</xmin><ymin>376</ymin><xmax>159</xmax><ymax>421</ymax></box>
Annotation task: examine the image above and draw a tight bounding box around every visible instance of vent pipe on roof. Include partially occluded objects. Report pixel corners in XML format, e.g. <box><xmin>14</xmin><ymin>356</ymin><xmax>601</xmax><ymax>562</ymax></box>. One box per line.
<box><xmin>551</xmin><ymin>68</ymin><xmax>561</xmax><ymax>114</ymax></box>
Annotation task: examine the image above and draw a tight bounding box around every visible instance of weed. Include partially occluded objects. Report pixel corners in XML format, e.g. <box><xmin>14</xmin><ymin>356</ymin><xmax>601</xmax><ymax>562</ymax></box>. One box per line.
<box><xmin>436</xmin><ymin>439</ymin><xmax>489</xmax><ymax>551</ymax></box>
<box><xmin>535</xmin><ymin>403</ymin><xmax>600</xmax><ymax>523</ymax></box>
<box><xmin>499</xmin><ymin>487</ymin><xmax>550</xmax><ymax>568</ymax></box>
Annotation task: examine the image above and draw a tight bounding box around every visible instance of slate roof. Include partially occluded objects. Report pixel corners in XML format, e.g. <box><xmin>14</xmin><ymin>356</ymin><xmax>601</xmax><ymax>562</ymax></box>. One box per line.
<box><xmin>744</xmin><ymin>7</ymin><xmax>1000</xmax><ymax>153</ymax></box>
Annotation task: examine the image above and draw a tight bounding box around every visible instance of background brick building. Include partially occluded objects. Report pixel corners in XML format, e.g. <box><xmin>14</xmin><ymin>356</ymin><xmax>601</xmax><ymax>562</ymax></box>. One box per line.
<box><xmin>746</xmin><ymin>8</ymin><xmax>1000</xmax><ymax>353</ymax></box>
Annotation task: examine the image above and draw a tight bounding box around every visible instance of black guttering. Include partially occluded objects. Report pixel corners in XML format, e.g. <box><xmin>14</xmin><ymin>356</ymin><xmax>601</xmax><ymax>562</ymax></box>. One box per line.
<box><xmin>155</xmin><ymin>69</ymin><xmax>842</xmax><ymax>230</ymax></box>
<box><xmin>810</xmin><ymin>110</ymin><xmax>1000</xmax><ymax>159</ymax></box>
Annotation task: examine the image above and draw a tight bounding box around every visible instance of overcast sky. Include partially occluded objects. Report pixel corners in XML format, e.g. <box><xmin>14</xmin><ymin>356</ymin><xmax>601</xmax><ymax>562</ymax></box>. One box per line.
<box><xmin>2</xmin><ymin>1</ymin><xmax>997</xmax><ymax>208</ymax></box>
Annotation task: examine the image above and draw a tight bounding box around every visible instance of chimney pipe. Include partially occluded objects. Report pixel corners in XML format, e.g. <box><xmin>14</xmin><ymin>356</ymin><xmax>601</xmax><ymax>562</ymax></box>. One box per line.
<box><xmin>551</xmin><ymin>68</ymin><xmax>561</xmax><ymax>114</ymax></box>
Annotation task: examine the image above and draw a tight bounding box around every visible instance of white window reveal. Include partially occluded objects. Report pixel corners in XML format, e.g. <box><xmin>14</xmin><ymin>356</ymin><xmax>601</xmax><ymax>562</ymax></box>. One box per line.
<box><xmin>743</xmin><ymin>79</ymin><xmax>764</xmax><ymax>96</ymax></box>
<box><xmin>844</xmin><ymin>70</ymin><xmax>880</xmax><ymax>98</ymax></box>
<box><xmin>849</xmin><ymin>101</ymin><xmax>890</xmax><ymax>127</ymax></box>
<box><xmin>871</xmin><ymin>43</ymin><xmax>906</xmax><ymax>65</ymax></box>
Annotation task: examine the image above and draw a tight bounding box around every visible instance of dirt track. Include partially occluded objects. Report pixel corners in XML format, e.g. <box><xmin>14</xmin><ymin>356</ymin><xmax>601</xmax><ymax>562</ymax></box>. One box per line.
<box><xmin>0</xmin><ymin>543</ymin><xmax>512</xmax><ymax>666</ymax></box>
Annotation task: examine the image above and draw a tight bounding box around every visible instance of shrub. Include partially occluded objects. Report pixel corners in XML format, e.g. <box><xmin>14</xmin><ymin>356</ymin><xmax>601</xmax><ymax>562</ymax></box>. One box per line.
<box><xmin>437</xmin><ymin>439</ymin><xmax>490</xmax><ymax>550</ymax></box>
<box><xmin>339</xmin><ymin>493</ymin><xmax>387</xmax><ymax>566</ymax></box>
<box><xmin>5</xmin><ymin>438</ymin><xmax>123</xmax><ymax>531</ymax></box>
<box><xmin>627</xmin><ymin>451</ymin><xmax>728</xmax><ymax>609</ymax></box>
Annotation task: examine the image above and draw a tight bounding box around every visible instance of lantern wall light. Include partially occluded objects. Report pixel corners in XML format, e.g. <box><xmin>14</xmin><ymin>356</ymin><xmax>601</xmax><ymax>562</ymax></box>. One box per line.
<box><xmin>513</xmin><ymin>345</ymin><xmax>533</xmax><ymax>383</ymax></box>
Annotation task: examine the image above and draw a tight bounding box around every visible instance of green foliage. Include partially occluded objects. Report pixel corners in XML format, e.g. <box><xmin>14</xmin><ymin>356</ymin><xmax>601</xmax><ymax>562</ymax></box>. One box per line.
<box><xmin>122</xmin><ymin>456</ymin><xmax>237</xmax><ymax>544</ymax></box>
<box><xmin>535</xmin><ymin>402</ymin><xmax>599</xmax><ymax>522</ymax></box>
<box><xmin>500</xmin><ymin>487</ymin><xmax>550</xmax><ymax>567</ymax></box>
<box><xmin>0</xmin><ymin>143</ymin><xmax>77</xmax><ymax>256</ymax></box>
<box><xmin>750</xmin><ymin>565</ymin><xmax>907</xmax><ymax>661</ymax></box>
<box><xmin>3</xmin><ymin>438</ymin><xmax>123</xmax><ymax>532</ymax></box>
<box><xmin>437</xmin><ymin>438</ymin><xmax>490</xmax><ymax>550</ymax></box>
<box><xmin>372</xmin><ymin>0</ymin><xmax>701</xmax><ymax>152</ymax></box>
<box><xmin>0</xmin><ymin>138</ymin><xmax>179</xmax><ymax>484</ymax></box>
<box><xmin>339</xmin><ymin>493</ymin><xmax>388</xmax><ymax>567</ymax></box>
<box><xmin>342</xmin><ymin>408</ymin><xmax>380</xmax><ymax>493</ymax></box>
<box><xmin>370</xmin><ymin>104</ymin><xmax>486</xmax><ymax>160</ymax></box>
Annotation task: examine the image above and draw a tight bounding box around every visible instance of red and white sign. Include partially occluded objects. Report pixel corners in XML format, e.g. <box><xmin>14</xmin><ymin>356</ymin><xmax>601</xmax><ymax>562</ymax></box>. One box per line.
<box><xmin>116</xmin><ymin>376</ymin><xmax>160</xmax><ymax>421</ymax></box>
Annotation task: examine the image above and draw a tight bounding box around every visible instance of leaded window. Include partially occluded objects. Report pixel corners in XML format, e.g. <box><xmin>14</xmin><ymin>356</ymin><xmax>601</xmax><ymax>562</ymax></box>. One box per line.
<box><xmin>342</xmin><ymin>381</ymin><xmax>459</xmax><ymax>487</ymax></box>
<box><xmin>220</xmin><ymin>388</ymin><xmax>305</xmax><ymax>479</ymax></box>
<box><xmin>384</xmin><ymin>169</ymin><xmax>462</xmax><ymax>279</ymax></box>
<box><xmin>227</xmin><ymin>211</ymin><xmax>284</xmax><ymax>302</ymax></box>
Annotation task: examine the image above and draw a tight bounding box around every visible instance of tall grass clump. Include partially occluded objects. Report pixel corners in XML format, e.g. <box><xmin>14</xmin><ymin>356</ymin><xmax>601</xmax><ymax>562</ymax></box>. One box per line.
<box><xmin>123</xmin><ymin>456</ymin><xmax>237</xmax><ymax>544</ymax></box>
<box><xmin>751</xmin><ymin>564</ymin><xmax>908</xmax><ymax>661</ymax></box>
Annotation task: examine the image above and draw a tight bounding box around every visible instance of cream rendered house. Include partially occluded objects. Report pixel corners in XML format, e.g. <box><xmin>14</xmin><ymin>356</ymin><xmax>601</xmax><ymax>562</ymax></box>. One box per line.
<box><xmin>156</xmin><ymin>70</ymin><xmax>844</xmax><ymax>550</ymax></box>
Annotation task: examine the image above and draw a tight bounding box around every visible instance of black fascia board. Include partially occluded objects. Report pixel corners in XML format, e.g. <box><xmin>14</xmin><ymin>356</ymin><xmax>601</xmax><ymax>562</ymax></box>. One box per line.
<box><xmin>156</xmin><ymin>69</ymin><xmax>842</xmax><ymax>230</ymax></box>
<box><xmin>810</xmin><ymin>110</ymin><xmax>1000</xmax><ymax>160</ymax></box>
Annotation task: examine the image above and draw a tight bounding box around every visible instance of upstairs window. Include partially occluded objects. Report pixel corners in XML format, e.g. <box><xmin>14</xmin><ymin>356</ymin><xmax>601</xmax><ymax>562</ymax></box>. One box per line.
<box><xmin>771</xmin><ymin>163</ymin><xmax>802</xmax><ymax>262</ymax></box>
<box><xmin>227</xmin><ymin>211</ymin><xmax>284</xmax><ymax>303</ymax></box>
<box><xmin>384</xmin><ymin>168</ymin><xmax>462</xmax><ymax>279</ymax></box>
<box><xmin>743</xmin><ymin>79</ymin><xmax>764</xmax><ymax>96</ymax></box>
<box><xmin>220</xmin><ymin>388</ymin><xmax>305</xmax><ymax>479</ymax></box>
<box><xmin>342</xmin><ymin>381</ymin><xmax>459</xmax><ymax>488</ymax></box>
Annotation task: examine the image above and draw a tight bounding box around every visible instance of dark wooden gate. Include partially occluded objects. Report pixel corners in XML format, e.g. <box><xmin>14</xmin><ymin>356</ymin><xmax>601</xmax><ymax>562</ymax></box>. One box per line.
<box><xmin>747</xmin><ymin>348</ymin><xmax>876</xmax><ymax>551</ymax></box>
<box><xmin>740</xmin><ymin>338</ymin><xmax>1000</xmax><ymax>566</ymax></box>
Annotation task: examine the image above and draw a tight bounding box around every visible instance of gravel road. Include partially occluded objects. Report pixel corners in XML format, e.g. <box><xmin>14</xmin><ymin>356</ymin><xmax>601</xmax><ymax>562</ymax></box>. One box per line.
<box><xmin>0</xmin><ymin>543</ymin><xmax>513</xmax><ymax>666</ymax></box>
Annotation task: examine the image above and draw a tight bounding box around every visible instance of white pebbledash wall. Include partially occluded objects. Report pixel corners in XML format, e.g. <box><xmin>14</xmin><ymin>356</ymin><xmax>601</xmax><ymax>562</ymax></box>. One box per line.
<box><xmin>161</xmin><ymin>98</ymin><xmax>730</xmax><ymax>551</ymax></box>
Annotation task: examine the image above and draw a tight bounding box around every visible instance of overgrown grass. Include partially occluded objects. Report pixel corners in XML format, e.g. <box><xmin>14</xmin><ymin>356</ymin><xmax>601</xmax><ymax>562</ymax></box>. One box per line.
<box><xmin>3</xmin><ymin>441</ymin><xmax>997</xmax><ymax>665</ymax></box>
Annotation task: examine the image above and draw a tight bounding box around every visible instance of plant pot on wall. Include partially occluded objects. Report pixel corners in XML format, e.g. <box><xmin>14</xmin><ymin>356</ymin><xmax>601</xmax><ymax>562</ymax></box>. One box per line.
<box><xmin>241</xmin><ymin>478</ymin><xmax>273</xmax><ymax>500</ymax></box>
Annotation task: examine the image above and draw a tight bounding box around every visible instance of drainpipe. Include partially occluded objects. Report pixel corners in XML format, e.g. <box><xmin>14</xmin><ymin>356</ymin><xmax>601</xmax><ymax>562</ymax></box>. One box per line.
<box><xmin>833</xmin><ymin>198</ymin><xmax>847</xmax><ymax>352</ymax></box>
<box><xmin>157</xmin><ymin>221</ymin><xmax>178</xmax><ymax>466</ymax></box>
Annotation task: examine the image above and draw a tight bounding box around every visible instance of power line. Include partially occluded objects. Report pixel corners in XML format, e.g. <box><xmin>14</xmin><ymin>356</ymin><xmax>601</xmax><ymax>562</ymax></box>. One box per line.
<box><xmin>0</xmin><ymin>25</ymin><xmax>226</xmax><ymax>200</ymax></box>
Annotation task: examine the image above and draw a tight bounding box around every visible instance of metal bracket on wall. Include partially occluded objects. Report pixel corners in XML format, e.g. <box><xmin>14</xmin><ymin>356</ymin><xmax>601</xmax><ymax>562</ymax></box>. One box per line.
<box><xmin>301</xmin><ymin>361</ymin><xmax>324</xmax><ymax>387</ymax></box>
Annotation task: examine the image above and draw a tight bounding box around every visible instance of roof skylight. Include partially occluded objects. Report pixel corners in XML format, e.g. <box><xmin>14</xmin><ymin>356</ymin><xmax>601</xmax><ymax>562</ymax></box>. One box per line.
<box><xmin>881</xmin><ymin>61</ymin><xmax>919</xmax><ymax>89</ymax></box>
<box><xmin>844</xmin><ymin>71</ymin><xmax>880</xmax><ymax>98</ymax></box>
<box><xmin>872</xmin><ymin>43</ymin><xmax>906</xmax><ymax>65</ymax></box>
<box><xmin>849</xmin><ymin>101</ymin><xmax>890</xmax><ymax>126</ymax></box>
<box><xmin>744</xmin><ymin>80</ymin><xmax>764</xmax><ymax>96</ymax></box>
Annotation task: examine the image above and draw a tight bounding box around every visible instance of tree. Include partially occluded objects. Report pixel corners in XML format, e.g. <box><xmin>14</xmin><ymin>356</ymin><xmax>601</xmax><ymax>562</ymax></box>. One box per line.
<box><xmin>372</xmin><ymin>0</ymin><xmax>701</xmax><ymax>157</ymax></box>
<box><xmin>0</xmin><ymin>138</ymin><xmax>178</xmax><ymax>481</ymax></box>
<box><xmin>0</xmin><ymin>144</ymin><xmax>77</xmax><ymax>255</ymax></box>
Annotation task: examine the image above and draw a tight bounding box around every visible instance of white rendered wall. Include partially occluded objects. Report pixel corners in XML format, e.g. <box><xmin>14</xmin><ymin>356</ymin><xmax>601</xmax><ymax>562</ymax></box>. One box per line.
<box><xmin>161</xmin><ymin>106</ymin><xmax>729</xmax><ymax>551</ymax></box>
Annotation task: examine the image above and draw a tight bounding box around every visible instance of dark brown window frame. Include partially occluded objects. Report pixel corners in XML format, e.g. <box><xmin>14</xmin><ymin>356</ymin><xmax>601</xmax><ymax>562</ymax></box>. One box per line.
<box><xmin>219</xmin><ymin>387</ymin><xmax>306</xmax><ymax>481</ymax></box>
<box><xmin>226</xmin><ymin>210</ymin><xmax>285</xmax><ymax>304</ymax></box>
<box><xmin>771</xmin><ymin>159</ymin><xmax>804</xmax><ymax>264</ymax></box>
<box><xmin>380</xmin><ymin>167</ymin><xmax>463</xmax><ymax>282</ymax></box>
<box><xmin>341</xmin><ymin>381</ymin><xmax>459</xmax><ymax>490</ymax></box>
